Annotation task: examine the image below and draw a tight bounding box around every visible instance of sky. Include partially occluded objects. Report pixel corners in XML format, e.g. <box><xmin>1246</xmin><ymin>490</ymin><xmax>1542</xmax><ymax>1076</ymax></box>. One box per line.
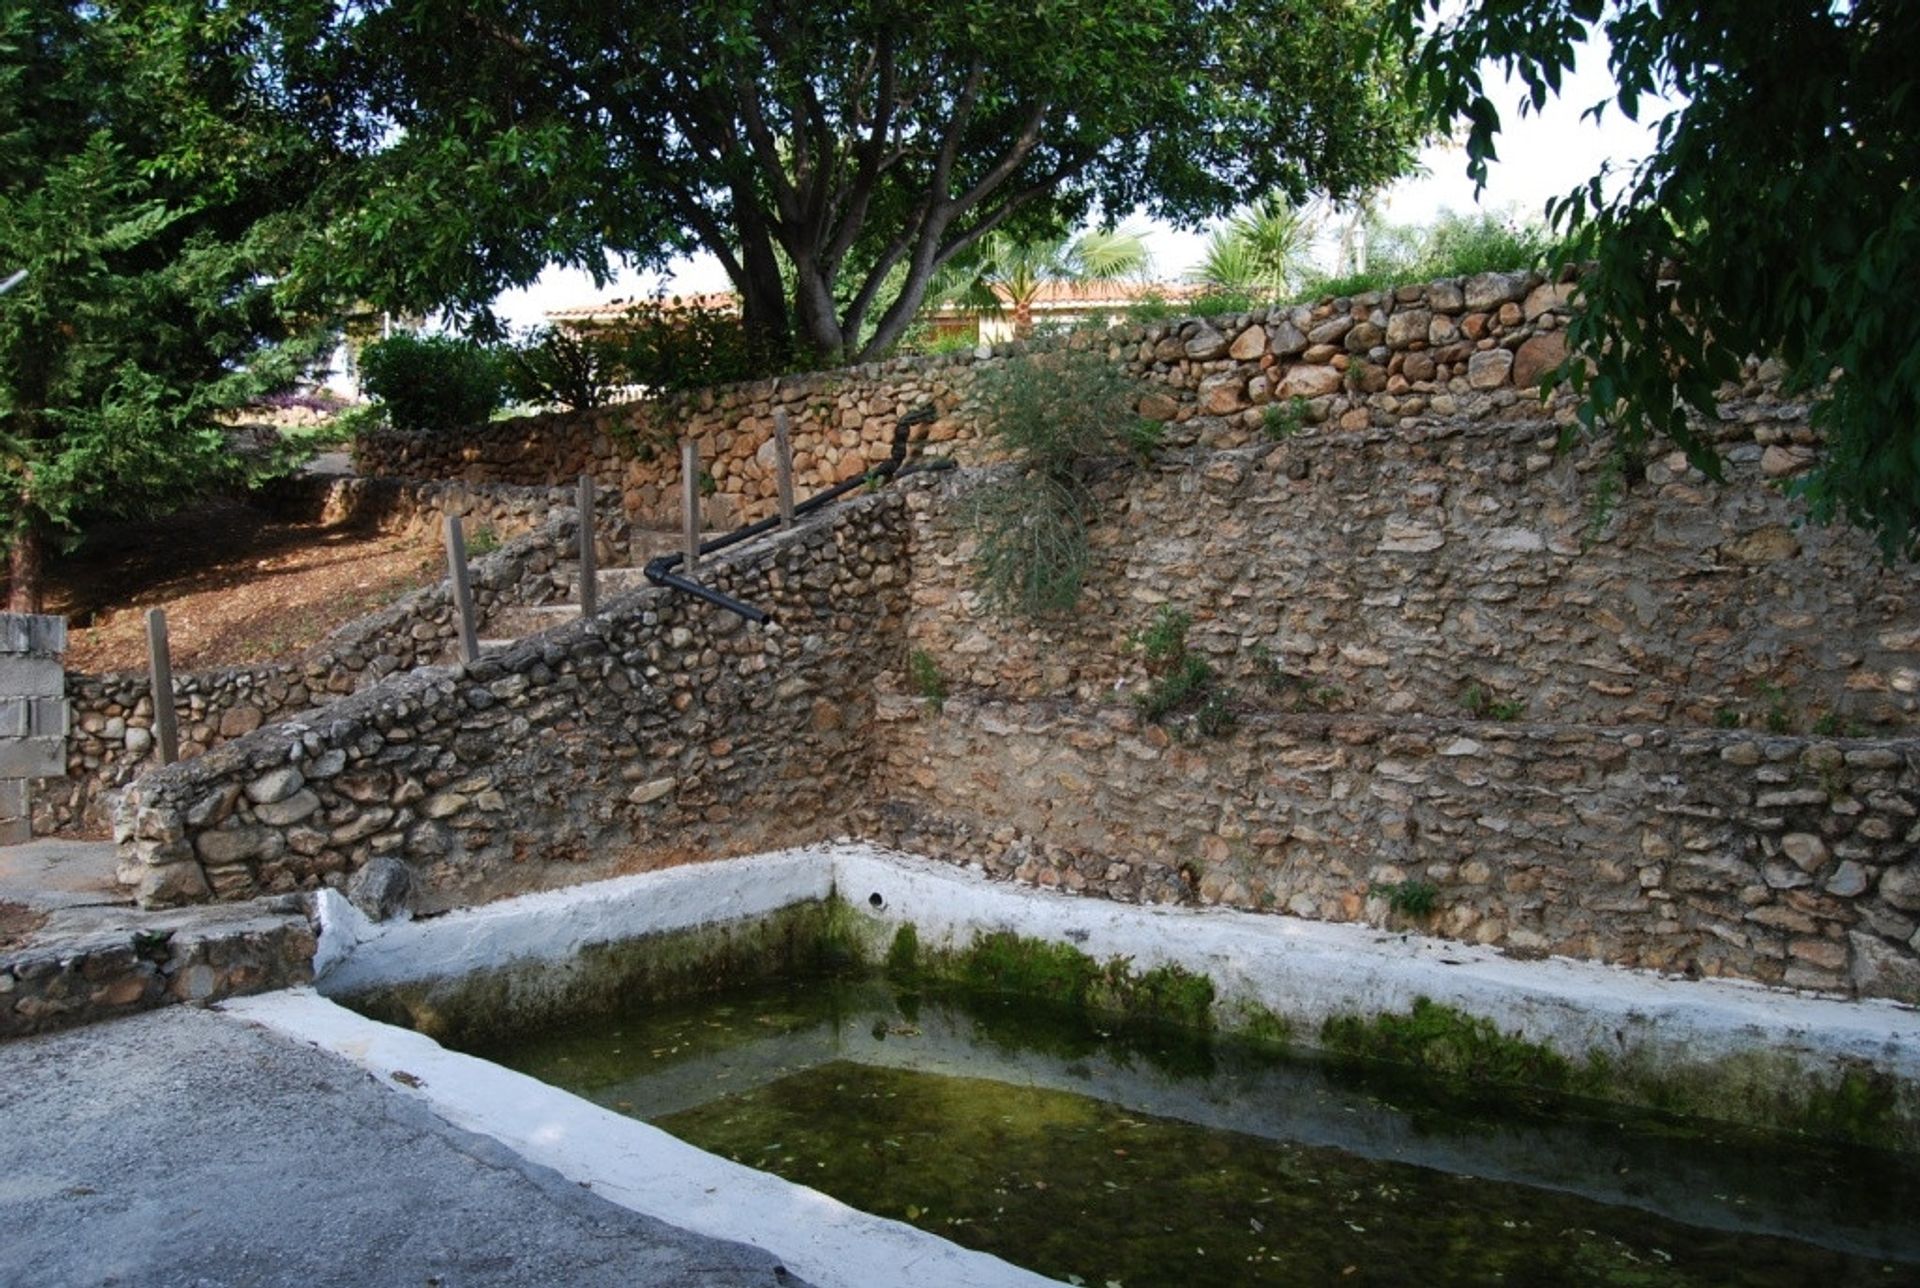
<box><xmin>491</xmin><ymin>41</ymin><xmax>1674</xmax><ymax>331</ymax></box>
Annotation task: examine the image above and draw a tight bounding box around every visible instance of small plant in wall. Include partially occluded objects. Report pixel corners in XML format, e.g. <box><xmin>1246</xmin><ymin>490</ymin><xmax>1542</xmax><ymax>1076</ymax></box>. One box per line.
<box><xmin>1261</xmin><ymin>396</ymin><xmax>1310</xmax><ymax>441</ymax></box>
<box><xmin>1371</xmin><ymin>878</ymin><xmax>1439</xmax><ymax>920</ymax></box>
<box><xmin>1132</xmin><ymin>605</ymin><xmax>1236</xmax><ymax>737</ymax></box>
<box><xmin>1460</xmin><ymin>682</ymin><xmax>1525</xmax><ymax>721</ymax></box>
<box><xmin>1249</xmin><ymin>643</ymin><xmax>1347</xmax><ymax>713</ymax></box>
<box><xmin>907</xmin><ymin>649</ymin><xmax>949</xmax><ymax>712</ymax></box>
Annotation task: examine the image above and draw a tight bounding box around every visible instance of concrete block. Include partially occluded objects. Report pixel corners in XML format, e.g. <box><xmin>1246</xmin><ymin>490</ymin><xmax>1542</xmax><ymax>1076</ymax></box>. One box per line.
<box><xmin>0</xmin><ymin>778</ymin><xmax>25</xmax><ymax>821</ymax></box>
<box><xmin>0</xmin><ymin>816</ymin><xmax>28</xmax><ymax>845</ymax></box>
<box><xmin>0</xmin><ymin>736</ymin><xmax>64</xmax><ymax>778</ymax></box>
<box><xmin>0</xmin><ymin>613</ymin><xmax>65</xmax><ymax>657</ymax></box>
<box><xmin>31</xmin><ymin>697</ymin><xmax>66</xmax><ymax>737</ymax></box>
<box><xmin>0</xmin><ymin>655</ymin><xmax>62</xmax><ymax>697</ymax></box>
<box><xmin>0</xmin><ymin>697</ymin><xmax>67</xmax><ymax>737</ymax></box>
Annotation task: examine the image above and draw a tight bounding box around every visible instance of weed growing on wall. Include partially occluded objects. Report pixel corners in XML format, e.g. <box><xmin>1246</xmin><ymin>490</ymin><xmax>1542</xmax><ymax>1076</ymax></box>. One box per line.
<box><xmin>1461</xmin><ymin>683</ymin><xmax>1526</xmax><ymax>721</ymax></box>
<box><xmin>968</xmin><ymin>349</ymin><xmax>1150</xmax><ymax>618</ymax></box>
<box><xmin>1261</xmin><ymin>397</ymin><xmax>1310</xmax><ymax>440</ymax></box>
<box><xmin>1371</xmin><ymin>879</ymin><xmax>1439</xmax><ymax>919</ymax></box>
<box><xmin>1132</xmin><ymin>605</ymin><xmax>1236</xmax><ymax>736</ymax></box>
<box><xmin>906</xmin><ymin>649</ymin><xmax>949</xmax><ymax>712</ymax></box>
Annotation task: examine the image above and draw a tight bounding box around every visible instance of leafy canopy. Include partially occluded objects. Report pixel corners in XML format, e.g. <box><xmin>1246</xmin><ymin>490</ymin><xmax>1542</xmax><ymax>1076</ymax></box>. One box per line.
<box><xmin>310</xmin><ymin>0</ymin><xmax>1423</xmax><ymax>364</ymax></box>
<box><xmin>1393</xmin><ymin>0</ymin><xmax>1920</xmax><ymax>557</ymax></box>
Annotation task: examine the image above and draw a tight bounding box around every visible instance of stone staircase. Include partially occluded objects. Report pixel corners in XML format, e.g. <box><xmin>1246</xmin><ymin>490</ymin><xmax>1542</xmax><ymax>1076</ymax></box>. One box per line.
<box><xmin>474</xmin><ymin>530</ymin><xmax>708</xmax><ymax>655</ymax></box>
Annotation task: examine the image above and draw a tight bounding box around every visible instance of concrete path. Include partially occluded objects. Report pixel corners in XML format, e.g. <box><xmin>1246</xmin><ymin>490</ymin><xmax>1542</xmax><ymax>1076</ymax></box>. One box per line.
<box><xmin>0</xmin><ymin>1006</ymin><xmax>807</xmax><ymax>1288</ymax></box>
<box><xmin>0</xmin><ymin>838</ymin><xmax>124</xmax><ymax>913</ymax></box>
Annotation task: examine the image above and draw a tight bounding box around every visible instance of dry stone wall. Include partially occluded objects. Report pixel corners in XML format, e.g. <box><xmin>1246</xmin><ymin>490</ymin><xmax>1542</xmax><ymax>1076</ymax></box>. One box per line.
<box><xmin>113</xmin><ymin>494</ymin><xmax>907</xmax><ymax>910</ymax></box>
<box><xmin>353</xmin><ymin>270</ymin><xmax>1625</xmax><ymax>527</ymax></box>
<box><xmin>40</xmin><ymin>477</ymin><xmax>629</xmax><ymax>835</ymax></box>
<box><xmin>867</xmin><ymin>700</ymin><xmax>1920</xmax><ymax>999</ymax></box>
<box><xmin>899</xmin><ymin>404</ymin><xmax>1920</xmax><ymax>731</ymax></box>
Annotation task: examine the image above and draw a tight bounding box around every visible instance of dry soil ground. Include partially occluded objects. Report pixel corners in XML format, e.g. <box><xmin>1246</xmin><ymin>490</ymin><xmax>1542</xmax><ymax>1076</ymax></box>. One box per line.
<box><xmin>43</xmin><ymin>498</ymin><xmax>439</xmax><ymax>675</ymax></box>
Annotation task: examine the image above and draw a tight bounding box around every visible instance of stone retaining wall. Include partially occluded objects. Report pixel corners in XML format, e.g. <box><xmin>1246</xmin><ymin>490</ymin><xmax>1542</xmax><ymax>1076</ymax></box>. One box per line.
<box><xmin>355</xmin><ymin>270</ymin><xmax>1666</xmax><ymax>527</ymax></box>
<box><xmin>866</xmin><ymin>698</ymin><xmax>1920</xmax><ymax>999</ymax></box>
<box><xmin>0</xmin><ymin>900</ymin><xmax>315</xmax><ymax>1039</ymax></box>
<box><xmin>38</xmin><ymin>477</ymin><xmax>628</xmax><ymax>835</ymax></box>
<box><xmin>898</xmin><ymin>409</ymin><xmax>1920</xmax><ymax>732</ymax></box>
<box><xmin>112</xmin><ymin>494</ymin><xmax>907</xmax><ymax>910</ymax></box>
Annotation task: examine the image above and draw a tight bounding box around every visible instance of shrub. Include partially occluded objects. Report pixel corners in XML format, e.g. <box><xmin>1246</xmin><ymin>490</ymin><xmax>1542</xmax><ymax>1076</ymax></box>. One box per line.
<box><xmin>968</xmin><ymin>349</ymin><xmax>1144</xmax><ymax>618</ymax></box>
<box><xmin>359</xmin><ymin>334</ymin><xmax>504</xmax><ymax>435</ymax></box>
<box><xmin>501</xmin><ymin>326</ymin><xmax>627</xmax><ymax>411</ymax></box>
<box><xmin>614</xmin><ymin>296</ymin><xmax>791</xmax><ymax>393</ymax></box>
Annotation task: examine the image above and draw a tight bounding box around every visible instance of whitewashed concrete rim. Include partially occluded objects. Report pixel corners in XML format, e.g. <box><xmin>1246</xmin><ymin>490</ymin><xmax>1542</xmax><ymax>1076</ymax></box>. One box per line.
<box><xmin>312</xmin><ymin>840</ymin><xmax>1920</xmax><ymax>1079</ymax></box>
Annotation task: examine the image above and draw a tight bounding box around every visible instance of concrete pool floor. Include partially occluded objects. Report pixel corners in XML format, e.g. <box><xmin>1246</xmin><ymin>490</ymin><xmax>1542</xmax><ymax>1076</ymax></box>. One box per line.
<box><xmin>0</xmin><ymin>1005</ymin><xmax>807</xmax><ymax>1288</ymax></box>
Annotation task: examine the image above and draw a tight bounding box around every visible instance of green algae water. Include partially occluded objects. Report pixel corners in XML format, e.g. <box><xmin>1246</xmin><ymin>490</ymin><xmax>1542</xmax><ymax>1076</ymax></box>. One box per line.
<box><xmin>467</xmin><ymin>977</ymin><xmax>1920</xmax><ymax>1287</ymax></box>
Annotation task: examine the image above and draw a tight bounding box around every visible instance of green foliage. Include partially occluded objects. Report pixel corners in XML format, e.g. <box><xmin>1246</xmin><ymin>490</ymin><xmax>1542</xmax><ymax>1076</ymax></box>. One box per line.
<box><xmin>1134</xmin><ymin>605</ymin><xmax>1193</xmax><ymax>665</ymax></box>
<box><xmin>308</xmin><ymin>0</ymin><xmax>1422</xmax><ymax>363</ymax></box>
<box><xmin>947</xmin><ymin>931</ymin><xmax>1214</xmax><ymax>1031</ymax></box>
<box><xmin>906</xmin><ymin>649</ymin><xmax>948</xmax><ymax>711</ymax></box>
<box><xmin>1120</xmin><ymin>417</ymin><xmax>1166</xmax><ymax>462</ymax></box>
<box><xmin>1397</xmin><ymin>0</ymin><xmax>1920</xmax><ymax>560</ymax></box>
<box><xmin>932</xmin><ymin>225</ymin><xmax>1151</xmax><ymax>341</ymax></box>
<box><xmin>959</xmin><ymin>932</ymin><xmax>1103</xmax><ymax>1009</ymax></box>
<box><xmin>1460</xmin><ymin>683</ymin><xmax>1526</xmax><ymax>722</ymax></box>
<box><xmin>1193</xmin><ymin>194</ymin><xmax>1322</xmax><ymax>297</ymax></box>
<box><xmin>611</xmin><ymin>297</ymin><xmax>792</xmax><ymax>394</ymax></box>
<box><xmin>1261</xmin><ymin>398</ymin><xmax>1310</xmax><ymax>440</ymax></box>
<box><xmin>1302</xmin><ymin>209</ymin><xmax>1556</xmax><ymax>299</ymax></box>
<box><xmin>1136</xmin><ymin>654</ymin><xmax>1218</xmax><ymax>724</ymax></box>
<box><xmin>968</xmin><ymin>349</ymin><xmax>1141</xmax><ymax>619</ymax></box>
<box><xmin>969</xmin><ymin>471</ymin><xmax>1090</xmax><ymax>618</ymax></box>
<box><xmin>1121</xmin><ymin>291</ymin><xmax>1186</xmax><ymax>324</ymax></box>
<box><xmin>1131</xmin><ymin>605</ymin><xmax>1235</xmax><ymax>736</ymax></box>
<box><xmin>501</xmin><ymin>326</ymin><xmax>626</xmax><ymax>411</ymax></box>
<box><xmin>1186</xmin><ymin>288</ymin><xmax>1261</xmax><ymax>317</ymax></box>
<box><xmin>464</xmin><ymin>525</ymin><xmax>501</xmax><ymax>557</ymax></box>
<box><xmin>1759</xmin><ymin>682</ymin><xmax>1795</xmax><ymax>735</ymax></box>
<box><xmin>1713</xmin><ymin>705</ymin><xmax>1743</xmax><ymax>730</ymax></box>
<box><xmin>1371</xmin><ymin>879</ymin><xmax>1439</xmax><ymax>919</ymax></box>
<box><xmin>0</xmin><ymin>1</ymin><xmax>344</xmax><ymax>605</ymax></box>
<box><xmin>359</xmin><ymin>334</ymin><xmax>504</xmax><ymax>435</ymax></box>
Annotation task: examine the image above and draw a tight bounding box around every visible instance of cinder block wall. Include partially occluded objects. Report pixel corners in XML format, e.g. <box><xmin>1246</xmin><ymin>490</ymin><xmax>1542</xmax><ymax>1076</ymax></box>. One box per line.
<box><xmin>0</xmin><ymin>614</ymin><xmax>68</xmax><ymax>842</ymax></box>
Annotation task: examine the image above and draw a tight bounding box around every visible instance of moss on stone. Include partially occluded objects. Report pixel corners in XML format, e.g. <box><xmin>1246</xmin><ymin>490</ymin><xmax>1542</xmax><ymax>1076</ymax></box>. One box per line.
<box><xmin>1321</xmin><ymin>997</ymin><xmax>1580</xmax><ymax>1094</ymax></box>
<box><xmin>884</xmin><ymin>923</ymin><xmax>920</xmax><ymax>981</ymax></box>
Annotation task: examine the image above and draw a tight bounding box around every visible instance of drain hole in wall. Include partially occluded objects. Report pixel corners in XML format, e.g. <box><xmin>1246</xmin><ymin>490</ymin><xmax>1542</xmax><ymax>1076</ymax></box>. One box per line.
<box><xmin>869</xmin><ymin>892</ymin><xmax>885</xmax><ymax>909</ymax></box>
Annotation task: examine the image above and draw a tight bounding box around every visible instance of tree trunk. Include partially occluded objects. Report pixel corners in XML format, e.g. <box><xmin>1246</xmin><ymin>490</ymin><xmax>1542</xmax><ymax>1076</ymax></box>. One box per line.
<box><xmin>8</xmin><ymin>516</ymin><xmax>44</xmax><ymax>614</ymax></box>
<box><xmin>1013</xmin><ymin>296</ymin><xmax>1034</xmax><ymax>339</ymax></box>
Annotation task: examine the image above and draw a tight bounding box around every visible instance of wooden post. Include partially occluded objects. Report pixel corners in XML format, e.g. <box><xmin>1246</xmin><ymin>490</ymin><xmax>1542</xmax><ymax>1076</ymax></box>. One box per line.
<box><xmin>145</xmin><ymin>608</ymin><xmax>179</xmax><ymax>766</ymax></box>
<box><xmin>773</xmin><ymin>407</ymin><xmax>796</xmax><ymax>525</ymax></box>
<box><xmin>577</xmin><ymin>474</ymin><xmax>598</xmax><ymax>619</ymax></box>
<box><xmin>444</xmin><ymin>515</ymin><xmax>479</xmax><ymax>663</ymax></box>
<box><xmin>680</xmin><ymin>439</ymin><xmax>701</xmax><ymax>576</ymax></box>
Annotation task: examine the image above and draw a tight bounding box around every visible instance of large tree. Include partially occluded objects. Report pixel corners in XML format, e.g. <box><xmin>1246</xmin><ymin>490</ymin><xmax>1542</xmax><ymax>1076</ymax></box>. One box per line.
<box><xmin>317</xmin><ymin>0</ymin><xmax>1421</xmax><ymax>364</ymax></box>
<box><xmin>0</xmin><ymin>1</ymin><xmax>348</xmax><ymax>609</ymax></box>
<box><xmin>1394</xmin><ymin>0</ymin><xmax>1920</xmax><ymax>558</ymax></box>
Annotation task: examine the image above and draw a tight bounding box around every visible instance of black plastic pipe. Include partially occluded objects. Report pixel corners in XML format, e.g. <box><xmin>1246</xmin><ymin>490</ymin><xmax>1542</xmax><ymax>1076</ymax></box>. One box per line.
<box><xmin>643</xmin><ymin>403</ymin><xmax>936</xmax><ymax>624</ymax></box>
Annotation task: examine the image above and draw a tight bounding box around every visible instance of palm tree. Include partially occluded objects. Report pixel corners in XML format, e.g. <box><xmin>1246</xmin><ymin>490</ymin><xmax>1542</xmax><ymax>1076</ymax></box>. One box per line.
<box><xmin>935</xmin><ymin>224</ymin><xmax>1152</xmax><ymax>339</ymax></box>
<box><xmin>1192</xmin><ymin>195</ymin><xmax>1322</xmax><ymax>298</ymax></box>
